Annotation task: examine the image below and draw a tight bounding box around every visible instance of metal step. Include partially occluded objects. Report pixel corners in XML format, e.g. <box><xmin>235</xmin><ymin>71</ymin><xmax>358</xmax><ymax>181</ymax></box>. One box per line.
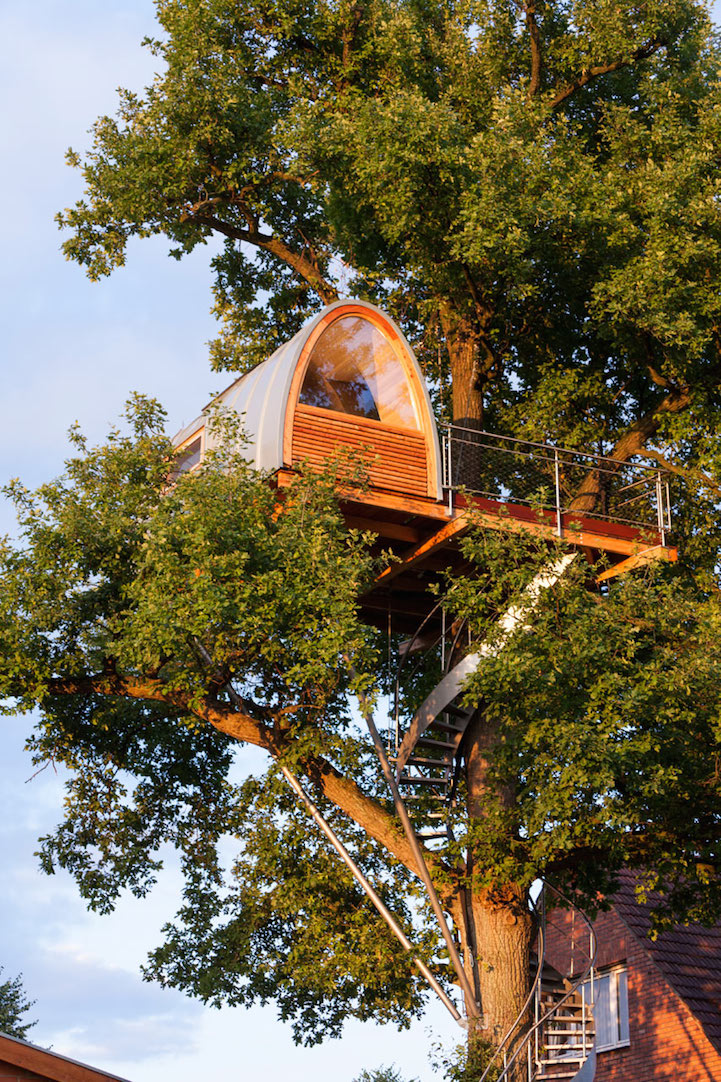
<box><xmin>538</xmin><ymin>1055</ymin><xmax>585</xmax><ymax>1064</ymax></box>
<box><xmin>416</xmin><ymin>737</ymin><xmax>458</xmax><ymax>751</ymax></box>
<box><xmin>442</xmin><ymin>703</ymin><xmax>470</xmax><ymax>719</ymax></box>
<box><xmin>407</xmin><ymin>755</ymin><xmax>454</xmax><ymax>768</ymax></box>
<box><xmin>535</xmin><ymin>1072</ymin><xmax>580</xmax><ymax>1080</ymax></box>
<box><xmin>541</xmin><ymin>1021</ymin><xmax>593</xmax><ymax>1030</ymax></box>
<box><xmin>399</xmin><ymin>774</ymin><xmax>450</xmax><ymax>787</ymax></box>
<box><xmin>541</xmin><ymin>997</ymin><xmax>587</xmax><ymax>1009</ymax></box>
<box><xmin>545</xmin><ymin>1030</ymin><xmax>595</xmax><ymax>1039</ymax></box>
<box><xmin>541</xmin><ymin>1045</ymin><xmax>590</xmax><ymax>1053</ymax></box>
<box><xmin>402</xmin><ymin>795</ymin><xmax>447</xmax><ymax>806</ymax></box>
<box><xmin>427</xmin><ymin>719</ymin><xmax>465</xmax><ymax>735</ymax></box>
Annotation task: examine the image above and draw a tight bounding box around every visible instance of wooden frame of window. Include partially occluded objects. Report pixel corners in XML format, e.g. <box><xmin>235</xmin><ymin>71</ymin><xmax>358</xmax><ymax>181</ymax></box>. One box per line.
<box><xmin>283</xmin><ymin>304</ymin><xmax>440</xmax><ymax>501</ymax></box>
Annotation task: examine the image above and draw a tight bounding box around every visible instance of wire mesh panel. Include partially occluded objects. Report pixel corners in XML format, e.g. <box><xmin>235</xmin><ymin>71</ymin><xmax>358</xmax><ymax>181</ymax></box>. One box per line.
<box><xmin>442</xmin><ymin>426</ymin><xmax>672</xmax><ymax>535</ymax></box>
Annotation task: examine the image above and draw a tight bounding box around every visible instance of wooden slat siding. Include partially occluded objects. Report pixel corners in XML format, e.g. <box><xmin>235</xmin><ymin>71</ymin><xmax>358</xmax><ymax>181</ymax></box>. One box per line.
<box><xmin>293</xmin><ymin>405</ymin><xmax>428</xmax><ymax>497</ymax></box>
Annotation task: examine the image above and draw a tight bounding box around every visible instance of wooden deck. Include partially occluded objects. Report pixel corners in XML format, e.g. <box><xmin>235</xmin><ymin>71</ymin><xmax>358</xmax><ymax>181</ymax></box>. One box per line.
<box><xmin>274</xmin><ymin>471</ymin><xmax>678</xmax><ymax>634</ymax></box>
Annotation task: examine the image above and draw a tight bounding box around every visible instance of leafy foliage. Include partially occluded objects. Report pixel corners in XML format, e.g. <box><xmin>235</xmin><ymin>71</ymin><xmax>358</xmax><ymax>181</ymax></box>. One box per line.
<box><xmin>444</xmin><ymin>522</ymin><xmax>721</xmax><ymax>927</ymax></box>
<box><xmin>3</xmin><ymin>400</ymin><xmax>721</xmax><ymax>1043</ymax></box>
<box><xmin>354</xmin><ymin>1066</ymin><xmax>419</xmax><ymax>1082</ymax></box>
<box><xmin>0</xmin><ymin>400</ymin><xmax>442</xmax><ymax>1040</ymax></box>
<box><xmin>0</xmin><ymin>970</ymin><xmax>36</xmax><ymax>1040</ymax></box>
<box><xmin>11</xmin><ymin>0</ymin><xmax>721</xmax><ymax>1050</ymax></box>
<box><xmin>56</xmin><ymin>0</ymin><xmax>721</xmax><ymax>432</ymax></box>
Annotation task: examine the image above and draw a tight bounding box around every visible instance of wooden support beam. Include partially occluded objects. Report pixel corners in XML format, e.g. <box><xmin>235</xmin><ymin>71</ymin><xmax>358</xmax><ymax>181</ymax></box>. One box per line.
<box><xmin>360</xmin><ymin>595</ymin><xmax>436</xmax><ymax>619</ymax></box>
<box><xmin>343</xmin><ymin>515</ymin><xmax>422</xmax><ymax>544</ymax></box>
<box><xmin>274</xmin><ymin>470</ymin><xmax>450</xmax><ymax>521</ymax></box>
<box><xmin>375</xmin><ymin>514</ymin><xmax>471</xmax><ymax>585</ymax></box>
<box><xmin>373</xmin><ymin>505</ymin><xmax>678</xmax><ymax>591</ymax></box>
<box><xmin>596</xmin><ymin>545</ymin><xmax>678</xmax><ymax>583</ymax></box>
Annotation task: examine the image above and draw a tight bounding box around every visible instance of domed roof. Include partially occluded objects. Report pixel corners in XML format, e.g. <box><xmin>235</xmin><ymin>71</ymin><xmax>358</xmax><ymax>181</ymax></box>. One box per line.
<box><xmin>174</xmin><ymin>299</ymin><xmax>442</xmax><ymax>500</ymax></box>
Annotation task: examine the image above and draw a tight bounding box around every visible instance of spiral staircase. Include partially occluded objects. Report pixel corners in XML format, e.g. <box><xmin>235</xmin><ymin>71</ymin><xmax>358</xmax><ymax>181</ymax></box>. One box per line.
<box><xmin>384</xmin><ymin>554</ymin><xmax>597</xmax><ymax>1082</ymax></box>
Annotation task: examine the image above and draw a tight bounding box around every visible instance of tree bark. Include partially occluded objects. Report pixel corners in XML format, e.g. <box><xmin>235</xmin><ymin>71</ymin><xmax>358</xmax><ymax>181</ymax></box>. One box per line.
<box><xmin>471</xmin><ymin>887</ymin><xmax>533</xmax><ymax>1044</ymax></box>
<box><xmin>439</xmin><ymin>305</ymin><xmax>492</xmax><ymax>491</ymax></box>
<box><xmin>463</xmin><ymin>709</ymin><xmax>534</xmax><ymax>1047</ymax></box>
<box><xmin>439</xmin><ymin>307</ymin><xmax>486</xmax><ymax>430</ymax></box>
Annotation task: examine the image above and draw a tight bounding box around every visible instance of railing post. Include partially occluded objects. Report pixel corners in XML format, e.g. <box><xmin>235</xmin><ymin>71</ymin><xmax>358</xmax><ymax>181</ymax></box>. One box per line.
<box><xmin>444</xmin><ymin>427</ymin><xmax>454</xmax><ymax>514</ymax></box>
<box><xmin>441</xmin><ymin>607</ymin><xmax>446</xmax><ymax>672</ymax></box>
<box><xmin>554</xmin><ymin>448</ymin><xmax>562</xmax><ymax>538</ymax></box>
<box><xmin>655</xmin><ymin>470</ymin><xmax>666</xmax><ymax>546</ymax></box>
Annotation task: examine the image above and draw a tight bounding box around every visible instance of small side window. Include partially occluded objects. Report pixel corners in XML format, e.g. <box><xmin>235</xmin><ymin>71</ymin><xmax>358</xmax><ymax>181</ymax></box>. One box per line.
<box><xmin>583</xmin><ymin>968</ymin><xmax>630</xmax><ymax>1052</ymax></box>
<box><xmin>175</xmin><ymin>434</ymin><xmax>203</xmax><ymax>474</ymax></box>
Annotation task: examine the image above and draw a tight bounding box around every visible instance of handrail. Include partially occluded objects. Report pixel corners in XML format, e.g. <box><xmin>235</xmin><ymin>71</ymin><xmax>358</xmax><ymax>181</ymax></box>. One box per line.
<box><xmin>479</xmin><ymin>882</ymin><xmax>597</xmax><ymax>1082</ymax></box>
<box><xmin>440</xmin><ymin>424</ymin><xmax>669</xmax><ymax>476</ymax></box>
<box><xmin>392</xmin><ymin>592</ymin><xmax>461</xmax><ymax>755</ymax></box>
<box><xmin>441</xmin><ymin>424</ymin><xmax>672</xmax><ymax>536</ymax></box>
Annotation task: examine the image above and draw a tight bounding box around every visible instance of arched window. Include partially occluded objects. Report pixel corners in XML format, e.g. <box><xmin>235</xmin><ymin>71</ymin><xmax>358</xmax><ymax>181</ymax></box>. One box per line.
<box><xmin>299</xmin><ymin>315</ymin><xmax>420</xmax><ymax>429</ymax></box>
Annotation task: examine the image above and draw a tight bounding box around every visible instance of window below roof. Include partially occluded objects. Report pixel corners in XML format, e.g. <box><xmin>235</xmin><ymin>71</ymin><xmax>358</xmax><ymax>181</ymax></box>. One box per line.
<box><xmin>299</xmin><ymin>315</ymin><xmax>420</xmax><ymax>429</ymax></box>
<box><xmin>583</xmin><ymin>967</ymin><xmax>630</xmax><ymax>1052</ymax></box>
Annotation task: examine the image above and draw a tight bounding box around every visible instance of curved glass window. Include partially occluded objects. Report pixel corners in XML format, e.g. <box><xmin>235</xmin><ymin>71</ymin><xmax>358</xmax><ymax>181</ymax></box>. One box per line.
<box><xmin>299</xmin><ymin>315</ymin><xmax>419</xmax><ymax>429</ymax></box>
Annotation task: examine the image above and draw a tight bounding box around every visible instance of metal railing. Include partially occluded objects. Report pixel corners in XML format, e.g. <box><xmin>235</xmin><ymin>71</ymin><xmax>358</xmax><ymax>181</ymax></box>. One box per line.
<box><xmin>441</xmin><ymin>426</ymin><xmax>672</xmax><ymax>543</ymax></box>
<box><xmin>480</xmin><ymin>883</ymin><xmax>597</xmax><ymax>1082</ymax></box>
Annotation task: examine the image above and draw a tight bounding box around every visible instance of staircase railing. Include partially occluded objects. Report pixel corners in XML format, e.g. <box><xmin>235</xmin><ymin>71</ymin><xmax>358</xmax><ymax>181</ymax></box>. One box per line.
<box><xmin>479</xmin><ymin>883</ymin><xmax>597</xmax><ymax>1082</ymax></box>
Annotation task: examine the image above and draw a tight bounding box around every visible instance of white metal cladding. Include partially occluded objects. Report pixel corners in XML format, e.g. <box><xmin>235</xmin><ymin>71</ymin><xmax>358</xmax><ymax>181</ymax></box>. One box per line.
<box><xmin>172</xmin><ymin>299</ymin><xmax>443</xmax><ymax>499</ymax></box>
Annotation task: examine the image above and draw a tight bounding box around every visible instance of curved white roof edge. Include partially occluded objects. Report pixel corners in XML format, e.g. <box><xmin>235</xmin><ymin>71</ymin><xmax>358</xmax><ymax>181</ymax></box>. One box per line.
<box><xmin>180</xmin><ymin>299</ymin><xmax>443</xmax><ymax>500</ymax></box>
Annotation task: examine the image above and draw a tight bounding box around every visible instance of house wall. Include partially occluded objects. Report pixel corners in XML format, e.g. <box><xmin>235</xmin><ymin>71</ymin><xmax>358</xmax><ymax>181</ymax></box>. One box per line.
<box><xmin>544</xmin><ymin>905</ymin><xmax>721</xmax><ymax>1081</ymax></box>
<box><xmin>0</xmin><ymin>1058</ymin><xmax>47</xmax><ymax>1081</ymax></box>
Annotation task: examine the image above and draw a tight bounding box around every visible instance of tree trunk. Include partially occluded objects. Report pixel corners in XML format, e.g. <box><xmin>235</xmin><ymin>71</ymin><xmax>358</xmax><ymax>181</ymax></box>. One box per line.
<box><xmin>463</xmin><ymin>710</ymin><xmax>534</xmax><ymax>1061</ymax></box>
<box><xmin>446</xmin><ymin>319</ymin><xmax>485</xmax><ymax>431</ymax></box>
<box><xmin>440</xmin><ymin>307</ymin><xmax>487</xmax><ymax>490</ymax></box>
<box><xmin>471</xmin><ymin>886</ymin><xmax>534</xmax><ymax>1040</ymax></box>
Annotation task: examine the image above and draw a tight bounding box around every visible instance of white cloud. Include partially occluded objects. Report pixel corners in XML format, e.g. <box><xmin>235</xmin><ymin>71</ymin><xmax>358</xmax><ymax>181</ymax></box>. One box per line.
<box><xmin>45</xmin><ymin>1013</ymin><xmax>197</xmax><ymax>1066</ymax></box>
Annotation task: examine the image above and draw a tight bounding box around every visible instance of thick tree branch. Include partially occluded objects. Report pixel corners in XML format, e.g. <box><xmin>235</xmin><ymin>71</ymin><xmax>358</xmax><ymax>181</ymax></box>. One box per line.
<box><xmin>570</xmin><ymin>383</ymin><xmax>690</xmax><ymax>511</ymax></box>
<box><xmin>642</xmin><ymin>448</ymin><xmax>721</xmax><ymax>499</ymax></box>
<box><xmin>45</xmin><ymin>671</ymin><xmax>458</xmax><ymax>902</ymax></box>
<box><xmin>186</xmin><ymin>209</ymin><xmax>338</xmax><ymax>305</ymax></box>
<box><xmin>550</xmin><ymin>38</ymin><xmax>667</xmax><ymax>110</ymax></box>
<box><xmin>526</xmin><ymin>2</ymin><xmax>543</xmax><ymax>98</ymax></box>
<box><xmin>341</xmin><ymin>3</ymin><xmax>364</xmax><ymax>70</ymax></box>
<box><xmin>608</xmin><ymin>384</ymin><xmax>691</xmax><ymax>461</ymax></box>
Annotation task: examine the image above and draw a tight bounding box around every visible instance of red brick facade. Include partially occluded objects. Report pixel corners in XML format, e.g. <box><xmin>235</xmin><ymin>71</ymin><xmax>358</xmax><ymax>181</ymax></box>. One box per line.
<box><xmin>544</xmin><ymin>884</ymin><xmax>721</xmax><ymax>1082</ymax></box>
<box><xmin>0</xmin><ymin>1066</ymin><xmax>47</xmax><ymax>1082</ymax></box>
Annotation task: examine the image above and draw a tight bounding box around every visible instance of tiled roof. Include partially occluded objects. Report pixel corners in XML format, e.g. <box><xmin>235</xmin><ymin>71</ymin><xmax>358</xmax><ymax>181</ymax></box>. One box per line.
<box><xmin>612</xmin><ymin>869</ymin><xmax>721</xmax><ymax>1054</ymax></box>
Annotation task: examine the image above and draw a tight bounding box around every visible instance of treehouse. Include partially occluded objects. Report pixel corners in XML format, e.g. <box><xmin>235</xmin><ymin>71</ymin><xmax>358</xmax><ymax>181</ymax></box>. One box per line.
<box><xmin>173</xmin><ymin>298</ymin><xmax>677</xmax><ymax>635</ymax></box>
<box><xmin>172</xmin><ymin>301</ymin><xmax>679</xmax><ymax>1079</ymax></box>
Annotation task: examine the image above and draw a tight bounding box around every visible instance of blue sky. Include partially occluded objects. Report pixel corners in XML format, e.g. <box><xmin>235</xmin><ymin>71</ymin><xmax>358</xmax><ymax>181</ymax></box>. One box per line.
<box><xmin>1</xmin><ymin>2</ymin><xmax>719</xmax><ymax>1080</ymax></box>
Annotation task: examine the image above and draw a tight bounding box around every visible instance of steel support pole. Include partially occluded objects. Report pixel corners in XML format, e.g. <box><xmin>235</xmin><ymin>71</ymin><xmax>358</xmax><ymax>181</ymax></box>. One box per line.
<box><xmin>656</xmin><ymin>471</ymin><xmax>666</xmax><ymax>546</ymax></box>
<box><xmin>554</xmin><ymin>449</ymin><xmax>563</xmax><ymax>538</ymax></box>
<box><xmin>362</xmin><ymin>709</ymin><xmax>481</xmax><ymax>1018</ymax></box>
<box><xmin>280</xmin><ymin>765</ymin><xmax>463</xmax><ymax>1024</ymax></box>
<box><xmin>190</xmin><ymin>642</ymin><xmax>461</xmax><ymax>1020</ymax></box>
